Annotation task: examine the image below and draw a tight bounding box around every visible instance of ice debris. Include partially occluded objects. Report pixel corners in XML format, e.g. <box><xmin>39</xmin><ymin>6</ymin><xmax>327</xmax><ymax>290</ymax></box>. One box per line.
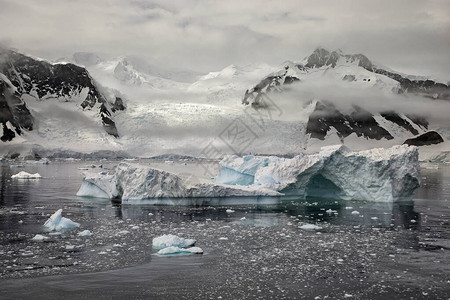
<box><xmin>11</xmin><ymin>171</ymin><xmax>41</xmax><ymax>179</ymax></box>
<box><xmin>152</xmin><ymin>234</ymin><xmax>196</xmax><ymax>250</ymax></box>
<box><xmin>77</xmin><ymin>230</ymin><xmax>93</xmax><ymax>237</ymax></box>
<box><xmin>299</xmin><ymin>224</ymin><xmax>323</xmax><ymax>231</ymax></box>
<box><xmin>156</xmin><ymin>246</ymin><xmax>203</xmax><ymax>256</ymax></box>
<box><xmin>31</xmin><ymin>234</ymin><xmax>50</xmax><ymax>242</ymax></box>
<box><xmin>43</xmin><ymin>209</ymin><xmax>80</xmax><ymax>231</ymax></box>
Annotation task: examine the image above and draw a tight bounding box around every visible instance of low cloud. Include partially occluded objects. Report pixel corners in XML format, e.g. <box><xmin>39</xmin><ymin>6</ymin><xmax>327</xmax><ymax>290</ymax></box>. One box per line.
<box><xmin>0</xmin><ymin>0</ymin><xmax>448</xmax><ymax>80</ymax></box>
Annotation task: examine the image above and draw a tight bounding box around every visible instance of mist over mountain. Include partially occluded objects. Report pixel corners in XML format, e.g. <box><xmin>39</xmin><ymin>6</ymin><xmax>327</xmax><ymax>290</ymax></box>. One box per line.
<box><xmin>0</xmin><ymin>47</ymin><xmax>449</xmax><ymax>159</ymax></box>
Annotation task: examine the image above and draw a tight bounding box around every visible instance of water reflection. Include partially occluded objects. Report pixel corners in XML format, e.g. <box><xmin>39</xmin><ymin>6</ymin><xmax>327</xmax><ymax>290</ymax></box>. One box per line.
<box><xmin>75</xmin><ymin>195</ymin><xmax>420</xmax><ymax>230</ymax></box>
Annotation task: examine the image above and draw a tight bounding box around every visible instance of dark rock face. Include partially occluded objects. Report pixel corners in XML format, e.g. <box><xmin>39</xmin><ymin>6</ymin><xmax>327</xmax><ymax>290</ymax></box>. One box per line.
<box><xmin>380</xmin><ymin>111</ymin><xmax>419</xmax><ymax>135</ymax></box>
<box><xmin>306</xmin><ymin>102</ymin><xmax>393</xmax><ymax>140</ymax></box>
<box><xmin>0</xmin><ymin>78</ymin><xmax>34</xmax><ymax>141</ymax></box>
<box><xmin>404</xmin><ymin>131</ymin><xmax>444</xmax><ymax>146</ymax></box>
<box><xmin>0</xmin><ymin>48</ymin><xmax>121</xmax><ymax>140</ymax></box>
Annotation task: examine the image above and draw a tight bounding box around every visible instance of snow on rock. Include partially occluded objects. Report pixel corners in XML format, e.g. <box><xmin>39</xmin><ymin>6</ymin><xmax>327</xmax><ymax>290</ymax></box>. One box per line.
<box><xmin>152</xmin><ymin>234</ymin><xmax>196</xmax><ymax>250</ymax></box>
<box><xmin>11</xmin><ymin>171</ymin><xmax>41</xmax><ymax>179</ymax></box>
<box><xmin>43</xmin><ymin>209</ymin><xmax>80</xmax><ymax>232</ymax></box>
<box><xmin>217</xmin><ymin>144</ymin><xmax>420</xmax><ymax>202</ymax></box>
<box><xmin>156</xmin><ymin>246</ymin><xmax>203</xmax><ymax>256</ymax></box>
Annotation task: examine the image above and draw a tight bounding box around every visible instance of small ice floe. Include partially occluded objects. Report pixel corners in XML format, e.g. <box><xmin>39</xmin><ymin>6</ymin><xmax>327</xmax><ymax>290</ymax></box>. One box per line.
<box><xmin>326</xmin><ymin>209</ymin><xmax>337</xmax><ymax>215</ymax></box>
<box><xmin>152</xmin><ymin>234</ymin><xmax>196</xmax><ymax>250</ymax></box>
<box><xmin>21</xmin><ymin>251</ymin><xmax>34</xmax><ymax>257</ymax></box>
<box><xmin>219</xmin><ymin>237</ymin><xmax>228</xmax><ymax>240</ymax></box>
<box><xmin>11</xmin><ymin>171</ymin><xmax>41</xmax><ymax>179</ymax></box>
<box><xmin>43</xmin><ymin>209</ymin><xmax>80</xmax><ymax>231</ymax></box>
<box><xmin>156</xmin><ymin>246</ymin><xmax>203</xmax><ymax>256</ymax></box>
<box><xmin>77</xmin><ymin>230</ymin><xmax>93</xmax><ymax>237</ymax></box>
<box><xmin>371</xmin><ymin>217</ymin><xmax>378</xmax><ymax>220</ymax></box>
<box><xmin>351</xmin><ymin>210</ymin><xmax>360</xmax><ymax>215</ymax></box>
<box><xmin>117</xmin><ymin>230</ymin><xmax>130</xmax><ymax>235</ymax></box>
<box><xmin>226</xmin><ymin>209</ymin><xmax>235</xmax><ymax>213</ymax></box>
<box><xmin>240</xmin><ymin>217</ymin><xmax>246</xmax><ymax>220</ymax></box>
<box><xmin>31</xmin><ymin>234</ymin><xmax>50</xmax><ymax>242</ymax></box>
<box><xmin>18</xmin><ymin>220</ymin><xmax>23</xmax><ymax>224</ymax></box>
<box><xmin>65</xmin><ymin>245</ymin><xmax>75</xmax><ymax>251</ymax></box>
<box><xmin>344</xmin><ymin>207</ymin><xmax>354</xmax><ymax>210</ymax></box>
<box><xmin>299</xmin><ymin>224</ymin><xmax>323</xmax><ymax>231</ymax></box>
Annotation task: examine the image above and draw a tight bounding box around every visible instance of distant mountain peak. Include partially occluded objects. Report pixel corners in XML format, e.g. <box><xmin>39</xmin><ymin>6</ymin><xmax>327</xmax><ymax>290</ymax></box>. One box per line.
<box><xmin>304</xmin><ymin>47</ymin><xmax>373</xmax><ymax>70</ymax></box>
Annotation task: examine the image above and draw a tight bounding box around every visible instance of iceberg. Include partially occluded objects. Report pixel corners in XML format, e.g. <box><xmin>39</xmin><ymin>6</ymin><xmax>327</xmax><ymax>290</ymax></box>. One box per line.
<box><xmin>216</xmin><ymin>145</ymin><xmax>420</xmax><ymax>202</ymax></box>
<box><xmin>76</xmin><ymin>145</ymin><xmax>420</xmax><ymax>203</ymax></box>
<box><xmin>11</xmin><ymin>171</ymin><xmax>41</xmax><ymax>179</ymax></box>
<box><xmin>156</xmin><ymin>246</ymin><xmax>203</xmax><ymax>256</ymax></box>
<box><xmin>77</xmin><ymin>162</ymin><xmax>280</xmax><ymax>202</ymax></box>
<box><xmin>43</xmin><ymin>209</ymin><xmax>80</xmax><ymax>231</ymax></box>
<box><xmin>152</xmin><ymin>234</ymin><xmax>196</xmax><ymax>250</ymax></box>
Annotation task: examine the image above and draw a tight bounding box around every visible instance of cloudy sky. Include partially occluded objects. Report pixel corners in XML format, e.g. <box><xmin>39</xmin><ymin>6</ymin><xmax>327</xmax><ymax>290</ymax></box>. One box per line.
<box><xmin>1</xmin><ymin>0</ymin><xmax>449</xmax><ymax>80</ymax></box>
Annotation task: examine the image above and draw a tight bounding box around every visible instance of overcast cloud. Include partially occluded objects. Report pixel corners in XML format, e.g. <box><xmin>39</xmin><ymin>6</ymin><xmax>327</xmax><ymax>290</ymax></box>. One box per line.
<box><xmin>0</xmin><ymin>0</ymin><xmax>449</xmax><ymax>80</ymax></box>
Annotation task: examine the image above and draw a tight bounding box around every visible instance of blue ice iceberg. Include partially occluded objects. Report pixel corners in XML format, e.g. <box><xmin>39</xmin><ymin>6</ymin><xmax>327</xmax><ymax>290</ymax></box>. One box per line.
<box><xmin>43</xmin><ymin>209</ymin><xmax>80</xmax><ymax>231</ymax></box>
<box><xmin>152</xmin><ymin>234</ymin><xmax>196</xmax><ymax>250</ymax></box>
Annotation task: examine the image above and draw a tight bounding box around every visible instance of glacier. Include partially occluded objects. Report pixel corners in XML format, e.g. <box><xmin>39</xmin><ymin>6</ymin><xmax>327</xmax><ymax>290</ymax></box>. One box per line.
<box><xmin>76</xmin><ymin>145</ymin><xmax>420</xmax><ymax>203</ymax></box>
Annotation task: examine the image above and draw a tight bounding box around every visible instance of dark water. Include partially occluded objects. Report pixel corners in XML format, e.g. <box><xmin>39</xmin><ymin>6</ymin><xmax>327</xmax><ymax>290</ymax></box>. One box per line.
<box><xmin>0</xmin><ymin>161</ymin><xmax>449</xmax><ymax>299</ymax></box>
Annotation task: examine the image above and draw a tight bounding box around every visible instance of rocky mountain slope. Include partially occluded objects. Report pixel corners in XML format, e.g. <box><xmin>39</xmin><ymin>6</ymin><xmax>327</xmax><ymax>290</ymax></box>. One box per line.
<box><xmin>243</xmin><ymin>48</ymin><xmax>448</xmax><ymax>144</ymax></box>
<box><xmin>0</xmin><ymin>48</ymin><xmax>124</xmax><ymax>143</ymax></box>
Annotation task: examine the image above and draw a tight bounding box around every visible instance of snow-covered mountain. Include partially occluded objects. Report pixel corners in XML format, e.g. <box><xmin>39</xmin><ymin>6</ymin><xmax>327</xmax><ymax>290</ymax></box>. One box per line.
<box><xmin>243</xmin><ymin>48</ymin><xmax>449</xmax><ymax>147</ymax></box>
<box><xmin>0</xmin><ymin>47</ymin><xmax>449</xmax><ymax>159</ymax></box>
<box><xmin>0</xmin><ymin>48</ymin><xmax>125</xmax><ymax>153</ymax></box>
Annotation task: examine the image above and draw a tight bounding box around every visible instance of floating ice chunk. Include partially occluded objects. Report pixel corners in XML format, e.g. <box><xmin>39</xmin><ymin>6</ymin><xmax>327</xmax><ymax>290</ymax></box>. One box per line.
<box><xmin>156</xmin><ymin>246</ymin><xmax>203</xmax><ymax>256</ymax></box>
<box><xmin>226</xmin><ymin>209</ymin><xmax>235</xmax><ymax>213</ymax></box>
<box><xmin>43</xmin><ymin>209</ymin><xmax>80</xmax><ymax>231</ymax></box>
<box><xmin>31</xmin><ymin>234</ymin><xmax>50</xmax><ymax>242</ymax></box>
<box><xmin>152</xmin><ymin>234</ymin><xmax>196</xmax><ymax>250</ymax></box>
<box><xmin>11</xmin><ymin>171</ymin><xmax>41</xmax><ymax>179</ymax></box>
<box><xmin>77</xmin><ymin>230</ymin><xmax>93</xmax><ymax>237</ymax></box>
<box><xmin>351</xmin><ymin>211</ymin><xmax>360</xmax><ymax>215</ymax></box>
<box><xmin>299</xmin><ymin>224</ymin><xmax>323</xmax><ymax>231</ymax></box>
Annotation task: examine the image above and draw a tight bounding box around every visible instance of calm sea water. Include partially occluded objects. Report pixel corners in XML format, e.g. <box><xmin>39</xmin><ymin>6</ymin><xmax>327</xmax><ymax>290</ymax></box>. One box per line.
<box><xmin>0</xmin><ymin>160</ymin><xmax>449</xmax><ymax>299</ymax></box>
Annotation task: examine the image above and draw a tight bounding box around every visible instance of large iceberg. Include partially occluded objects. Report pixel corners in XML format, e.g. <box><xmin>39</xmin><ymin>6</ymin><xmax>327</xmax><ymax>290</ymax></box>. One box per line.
<box><xmin>77</xmin><ymin>163</ymin><xmax>280</xmax><ymax>203</ymax></box>
<box><xmin>76</xmin><ymin>145</ymin><xmax>420</xmax><ymax>203</ymax></box>
<box><xmin>216</xmin><ymin>145</ymin><xmax>420</xmax><ymax>202</ymax></box>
